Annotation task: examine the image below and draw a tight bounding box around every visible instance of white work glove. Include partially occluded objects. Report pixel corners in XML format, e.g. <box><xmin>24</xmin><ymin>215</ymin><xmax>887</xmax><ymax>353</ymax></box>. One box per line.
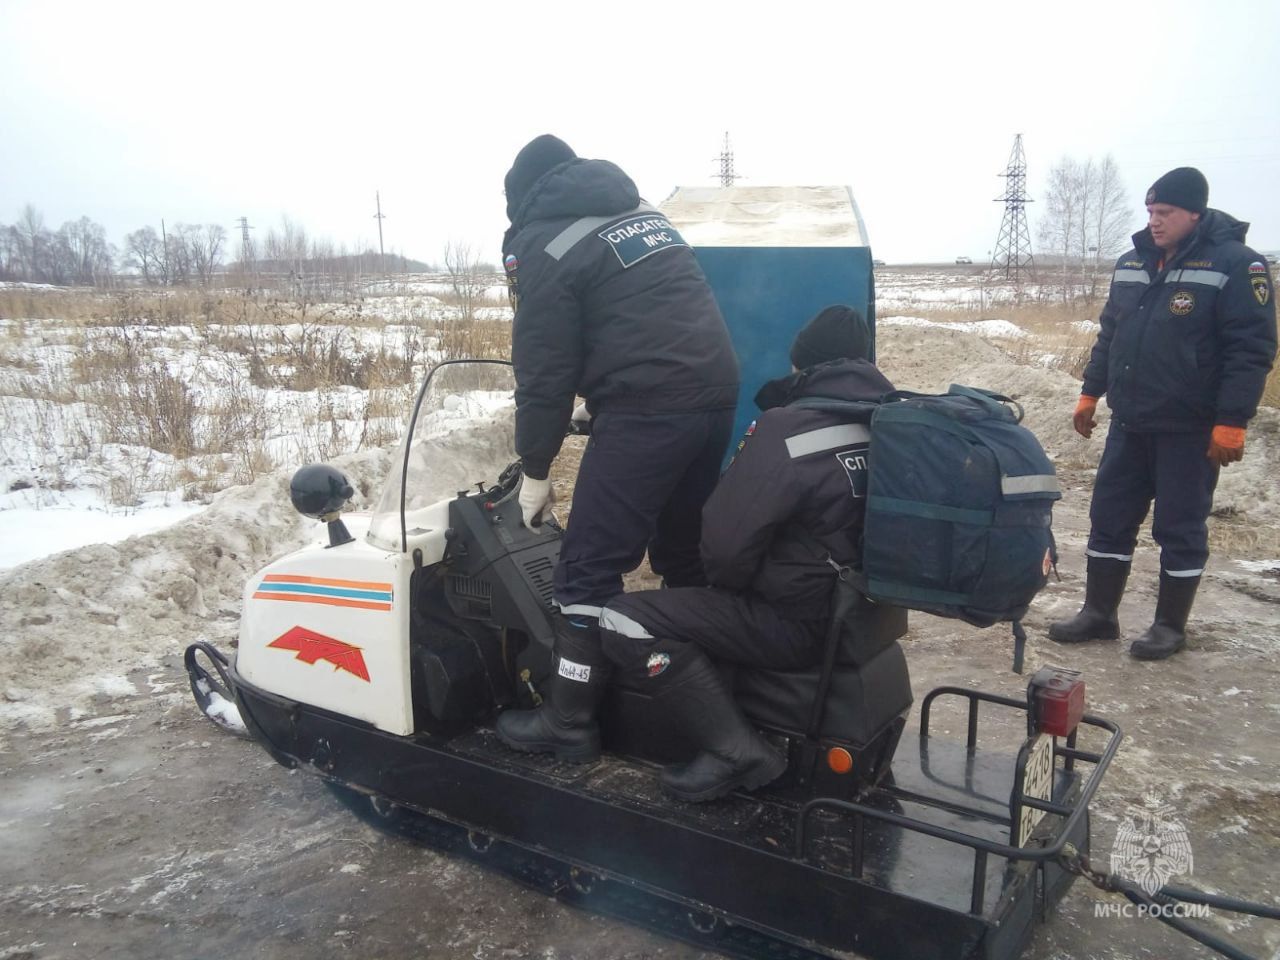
<box><xmin>568</xmin><ymin>402</ymin><xmax>592</xmax><ymax>436</ymax></box>
<box><xmin>518</xmin><ymin>475</ymin><xmax>553</xmax><ymax>531</ymax></box>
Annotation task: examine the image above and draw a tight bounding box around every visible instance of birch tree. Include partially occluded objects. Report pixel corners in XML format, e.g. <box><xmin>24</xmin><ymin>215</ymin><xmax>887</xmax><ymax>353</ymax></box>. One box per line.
<box><xmin>1039</xmin><ymin>154</ymin><xmax>1136</xmax><ymax>302</ymax></box>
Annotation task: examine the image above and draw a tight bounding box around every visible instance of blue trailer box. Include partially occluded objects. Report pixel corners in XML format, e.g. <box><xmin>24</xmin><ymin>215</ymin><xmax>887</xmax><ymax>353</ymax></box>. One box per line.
<box><xmin>663</xmin><ymin>186</ymin><xmax>876</xmax><ymax>457</ymax></box>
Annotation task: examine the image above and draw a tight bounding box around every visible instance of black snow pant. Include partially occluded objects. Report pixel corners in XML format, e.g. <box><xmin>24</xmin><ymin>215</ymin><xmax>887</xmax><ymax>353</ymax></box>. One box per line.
<box><xmin>1086</xmin><ymin>423</ymin><xmax>1220</xmax><ymax>578</ymax></box>
<box><xmin>554</xmin><ymin>408</ymin><xmax>734</xmax><ymax>617</ymax></box>
<box><xmin>597</xmin><ymin>586</ymin><xmax>827</xmax><ymax>679</ymax></box>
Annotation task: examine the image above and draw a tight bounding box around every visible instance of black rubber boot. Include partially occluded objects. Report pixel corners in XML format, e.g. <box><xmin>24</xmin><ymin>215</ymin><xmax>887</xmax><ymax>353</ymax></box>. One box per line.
<box><xmin>495</xmin><ymin>615</ymin><xmax>608</xmax><ymax>763</ymax></box>
<box><xmin>650</xmin><ymin>650</ymin><xmax>786</xmax><ymax>803</ymax></box>
<box><xmin>1129</xmin><ymin>574</ymin><xmax>1199</xmax><ymax>661</ymax></box>
<box><xmin>1048</xmin><ymin>556</ymin><xmax>1130</xmax><ymax>644</ymax></box>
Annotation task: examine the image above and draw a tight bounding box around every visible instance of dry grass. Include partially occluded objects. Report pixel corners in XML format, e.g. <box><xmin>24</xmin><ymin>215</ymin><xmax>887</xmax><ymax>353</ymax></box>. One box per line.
<box><xmin>887</xmin><ymin>301</ymin><xmax>1100</xmax><ymax>379</ymax></box>
<box><xmin>2</xmin><ymin>286</ymin><xmax>515</xmax><ymax>504</ymax></box>
<box><xmin>894</xmin><ymin>299</ymin><xmax>1278</xmax><ymax>408</ymax></box>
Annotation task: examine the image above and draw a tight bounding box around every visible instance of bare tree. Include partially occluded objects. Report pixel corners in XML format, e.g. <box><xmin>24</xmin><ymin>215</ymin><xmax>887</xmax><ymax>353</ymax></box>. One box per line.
<box><xmin>185</xmin><ymin>224</ymin><xmax>226</xmax><ymax>285</ymax></box>
<box><xmin>1038</xmin><ymin>154</ymin><xmax>1138</xmax><ymax>303</ymax></box>
<box><xmin>125</xmin><ymin>226</ymin><xmax>167</xmax><ymax>285</ymax></box>
<box><xmin>0</xmin><ymin>224</ymin><xmax>17</xmax><ymax>280</ymax></box>
<box><xmin>14</xmin><ymin>204</ymin><xmax>51</xmax><ymax>282</ymax></box>
<box><xmin>443</xmin><ymin>240</ymin><xmax>489</xmax><ymax>322</ymax></box>
<box><xmin>1089</xmin><ymin>156</ymin><xmax>1133</xmax><ymax>298</ymax></box>
<box><xmin>1039</xmin><ymin>158</ymin><xmax>1082</xmax><ymax>301</ymax></box>
<box><xmin>56</xmin><ymin>216</ymin><xmax>115</xmax><ymax>286</ymax></box>
<box><xmin>167</xmin><ymin>224</ymin><xmax>196</xmax><ymax>285</ymax></box>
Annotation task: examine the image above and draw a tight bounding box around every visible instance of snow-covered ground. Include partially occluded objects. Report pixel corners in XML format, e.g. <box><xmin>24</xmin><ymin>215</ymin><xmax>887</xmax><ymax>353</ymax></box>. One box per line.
<box><xmin>0</xmin><ymin>282</ymin><xmax>510</xmax><ymax>576</ymax></box>
<box><xmin>0</xmin><ymin>486</ymin><xmax>203</xmax><ymax>571</ymax></box>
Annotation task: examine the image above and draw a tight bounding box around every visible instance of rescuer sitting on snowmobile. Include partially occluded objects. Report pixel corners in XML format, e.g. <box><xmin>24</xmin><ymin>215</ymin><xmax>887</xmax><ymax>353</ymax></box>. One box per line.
<box><xmin>493</xmin><ymin>135</ymin><xmax>739</xmax><ymax>764</ymax></box>
<box><xmin>595</xmin><ymin>306</ymin><xmax>894</xmax><ymax>802</ymax></box>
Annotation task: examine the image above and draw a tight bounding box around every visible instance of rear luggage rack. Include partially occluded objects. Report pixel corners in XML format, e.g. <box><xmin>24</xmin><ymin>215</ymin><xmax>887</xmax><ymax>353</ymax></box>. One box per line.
<box><xmin>795</xmin><ymin>686</ymin><xmax>1122</xmax><ymax>917</ymax></box>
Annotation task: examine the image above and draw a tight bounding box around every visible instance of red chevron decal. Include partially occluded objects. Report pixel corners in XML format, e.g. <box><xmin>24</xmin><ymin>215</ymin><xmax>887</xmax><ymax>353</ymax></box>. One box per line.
<box><xmin>267</xmin><ymin>626</ymin><xmax>371</xmax><ymax>682</ymax></box>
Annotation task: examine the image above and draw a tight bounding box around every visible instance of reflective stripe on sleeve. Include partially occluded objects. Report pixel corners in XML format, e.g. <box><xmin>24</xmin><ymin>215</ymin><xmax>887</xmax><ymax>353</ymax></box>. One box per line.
<box><xmin>785</xmin><ymin>424</ymin><xmax>871</xmax><ymax>459</ymax></box>
<box><xmin>544</xmin><ymin>204</ymin><xmax>658</xmax><ymax>261</ymax></box>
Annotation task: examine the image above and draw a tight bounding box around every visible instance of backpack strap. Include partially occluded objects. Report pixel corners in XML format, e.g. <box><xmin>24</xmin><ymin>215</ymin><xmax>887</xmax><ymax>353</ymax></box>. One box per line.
<box><xmin>788</xmin><ymin>397</ymin><xmax>881</xmax><ymax>419</ymax></box>
<box><xmin>947</xmin><ymin>384</ymin><xmax>1025</xmax><ymax>423</ymax></box>
<box><xmin>806</xmin><ymin>558</ymin><xmax>866</xmax><ymax>739</ymax></box>
<box><xmin>1011</xmin><ymin>620</ymin><xmax>1027</xmax><ymax>675</ymax></box>
<box><xmin>883</xmin><ymin>385</ymin><xmax>1025</xmax><ymax>424</ymax></box>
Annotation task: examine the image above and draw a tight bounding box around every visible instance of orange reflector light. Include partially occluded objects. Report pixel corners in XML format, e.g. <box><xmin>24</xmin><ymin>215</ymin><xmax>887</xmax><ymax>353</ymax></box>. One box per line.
<box><xmin>827</xmin><ymin>747</ymin><xmax>854</xmax><ymax>775</ymax></box>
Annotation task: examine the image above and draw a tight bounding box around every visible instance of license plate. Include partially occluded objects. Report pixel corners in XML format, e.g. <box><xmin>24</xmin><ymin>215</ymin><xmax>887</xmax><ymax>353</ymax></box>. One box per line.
<box><xmin>1017</xmin><ymin>734</ymin><xmax>1054</xmax><ymax>846</ymax></box>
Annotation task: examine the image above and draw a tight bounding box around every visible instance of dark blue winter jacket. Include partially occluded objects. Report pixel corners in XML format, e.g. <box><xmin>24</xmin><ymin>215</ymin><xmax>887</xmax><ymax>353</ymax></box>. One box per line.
<box><xmin>501</xmin><ymin>158</ymin><xmax>739</xmax><ymax>479</ymax></box>
<box><xmin>700</xmin><ymin>359</ymin><xmax>894</xmax><ymax>620</ymax></box>
<box><xmin>1081</xmin><ymin>210</ymin><xmax>1276</xmax><ymax>431</ymax></box>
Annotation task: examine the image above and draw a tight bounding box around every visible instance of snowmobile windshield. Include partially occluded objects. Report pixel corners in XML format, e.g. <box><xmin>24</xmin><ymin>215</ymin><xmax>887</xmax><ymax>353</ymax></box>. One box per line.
<box><xmin>367</xmin><ymin>360</ymin><xmax>517</xmax><ymax>552</ymax></box>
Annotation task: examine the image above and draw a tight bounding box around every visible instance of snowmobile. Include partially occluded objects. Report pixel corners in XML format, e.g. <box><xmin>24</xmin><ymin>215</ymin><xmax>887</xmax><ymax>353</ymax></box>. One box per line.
<box><xmin>187</xmin><ymin>358</ymin><xmax>1129</xmax><ymax>960</ymax></box>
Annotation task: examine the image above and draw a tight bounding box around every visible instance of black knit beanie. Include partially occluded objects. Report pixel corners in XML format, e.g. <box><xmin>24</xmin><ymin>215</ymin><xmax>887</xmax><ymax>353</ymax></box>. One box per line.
<box><xmin>504</xmin><ymin>134</ymin><xmax>576</xmax><ymax>221</ymax></box>
<box><xmin>1145</xmin><ymin>167</ymin><xmax>1208</xmax><ymax>215</ymax></box>
<box><xmin>790</xmin><ymin>305</ymin><xmax>871</xmax><ymax>370</ymax></box>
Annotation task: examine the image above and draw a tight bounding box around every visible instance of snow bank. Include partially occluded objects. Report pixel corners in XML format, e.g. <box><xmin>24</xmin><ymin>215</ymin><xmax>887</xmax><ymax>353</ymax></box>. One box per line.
<box><xmin>0</xmin><ymin>447</ymin><xmax>391</xmax><ymax>737</ymax></box>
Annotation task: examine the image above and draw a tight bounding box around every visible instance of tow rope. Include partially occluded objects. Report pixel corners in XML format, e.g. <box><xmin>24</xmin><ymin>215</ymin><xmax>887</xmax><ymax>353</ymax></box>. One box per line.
<box><xmin>1057</xmin><ymin>843</ymin><xmax>1280</xmax><ymax>960</ymax></box>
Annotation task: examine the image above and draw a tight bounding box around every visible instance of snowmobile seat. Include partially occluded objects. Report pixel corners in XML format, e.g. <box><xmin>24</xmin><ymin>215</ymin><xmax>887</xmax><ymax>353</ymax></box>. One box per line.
<box><xmin>600</xmin><ymin>587</ymin><xmax>911</xmax><ymax>793</ymax></box>
<box><xmin>730</xmin><ymin>588</ymin><xmax>911</xmax><ymax>747</ymax></box>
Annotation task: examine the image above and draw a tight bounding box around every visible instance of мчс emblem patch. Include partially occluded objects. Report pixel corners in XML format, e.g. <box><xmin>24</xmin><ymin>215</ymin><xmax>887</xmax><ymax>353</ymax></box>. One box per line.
<box><xmin>1253</xmin><ymin>276</ymin><xmax>1271</xmax><ymax>306</ymax></box>
<box><xmin>1169</xmin><ymin>290</ymin><xmax>1195</xmax><ymax>316</ymax></box>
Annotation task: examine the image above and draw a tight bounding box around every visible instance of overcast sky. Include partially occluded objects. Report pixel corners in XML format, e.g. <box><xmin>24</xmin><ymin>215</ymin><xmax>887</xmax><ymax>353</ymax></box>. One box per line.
<box><xmin>3</xmin><ymin>0</ymin><xmax>1278</xmax><ymax>266</ymax></box>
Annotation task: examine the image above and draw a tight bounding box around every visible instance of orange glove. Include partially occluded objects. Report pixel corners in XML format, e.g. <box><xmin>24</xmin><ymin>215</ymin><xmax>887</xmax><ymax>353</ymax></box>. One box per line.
<box><xmin>1072</xmin><ymin>395</ymin><xmax>1099</xmax><ymax>439</ymax></box>
<box><xmin>1207</xmin><ymin>425</ymin><xmax>1246</xmax><ymax>467</ymax></box>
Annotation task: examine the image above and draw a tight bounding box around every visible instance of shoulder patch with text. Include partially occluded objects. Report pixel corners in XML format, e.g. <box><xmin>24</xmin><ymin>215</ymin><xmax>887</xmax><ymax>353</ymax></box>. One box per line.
<box><xmin>836</xmin><ymin>446</ymin><xmax>870</xmax><ymax>499</ymax></box>
<box><xmin>598</xmin><ymin>215</ymin><xmax>688</xmax><ymax>268</ymax></box>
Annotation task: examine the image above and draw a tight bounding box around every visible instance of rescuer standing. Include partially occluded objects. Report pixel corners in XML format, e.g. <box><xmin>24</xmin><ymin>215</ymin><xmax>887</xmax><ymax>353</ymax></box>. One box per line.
<box><xmin>1050</xmin><ymin>167</ymin><xmax>1276</xmax><ymax>659</ymax></box>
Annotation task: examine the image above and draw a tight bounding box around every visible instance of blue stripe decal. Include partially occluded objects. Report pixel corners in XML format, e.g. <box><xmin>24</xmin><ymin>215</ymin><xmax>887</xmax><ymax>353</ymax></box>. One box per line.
<box><xmin>256</xmin><ymin>582</ymin><xmax>393</xmax><ymax>602</ymax></box>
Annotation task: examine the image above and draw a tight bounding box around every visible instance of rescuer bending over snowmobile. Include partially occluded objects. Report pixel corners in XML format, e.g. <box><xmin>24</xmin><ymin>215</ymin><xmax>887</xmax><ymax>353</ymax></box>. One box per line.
<box><xmin>494</xmin><ymin>135</ymin><xmax>739</xmax><ymax>763</ymax></box>
<box><xmin>597</xmin><ymin>306</ymin><xmax>894</xmax><ymax>802</ymax></box>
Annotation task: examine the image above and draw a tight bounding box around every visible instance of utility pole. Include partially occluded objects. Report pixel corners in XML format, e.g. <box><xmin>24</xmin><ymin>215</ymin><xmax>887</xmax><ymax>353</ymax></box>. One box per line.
<box><xmin>713</xmin><ymin>132</ymin><xmax>740</xmax><ymax>187</ymax></box>
<box><xmin>989</xmin><ymin>134</ymin><xmax>1036</xmax><ymax>292</ymax></box>
<box><xmin>160</xmin><ymin>218</ymin><xmax>169</xmax><ymax>287</ymax></box>
<box><xmin>235</xmin><ymin>216</ymin><xmax>255</xmax><ymax>291</ymax></box>
<box><xmin>373</xmin><ymin>191</ymin><xmax>386</xmax><ymax>275</ymax></box>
